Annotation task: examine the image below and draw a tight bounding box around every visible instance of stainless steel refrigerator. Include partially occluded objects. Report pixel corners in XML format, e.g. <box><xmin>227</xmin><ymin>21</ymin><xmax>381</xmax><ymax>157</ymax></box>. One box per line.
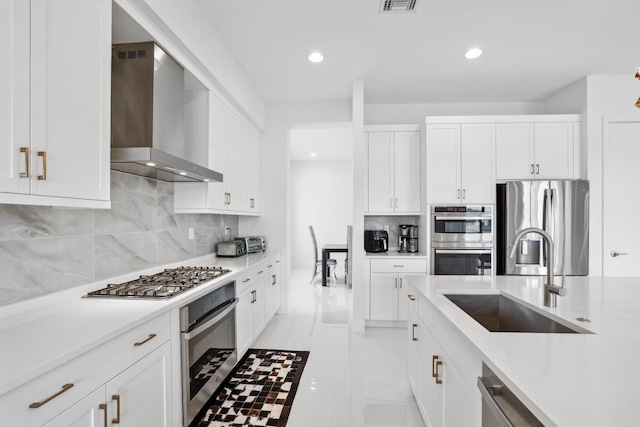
<box><xmin>496</xmin><ymin>180</ymin><xmax>589</xmax><ymax>276</ymax></box>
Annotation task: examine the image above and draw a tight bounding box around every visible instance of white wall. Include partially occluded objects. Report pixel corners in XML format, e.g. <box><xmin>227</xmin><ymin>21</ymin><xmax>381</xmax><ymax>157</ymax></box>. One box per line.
<box><xmin>290</xmin><ymin>160</ymin><xmax>353</xmax><ymax>270</ymax></box>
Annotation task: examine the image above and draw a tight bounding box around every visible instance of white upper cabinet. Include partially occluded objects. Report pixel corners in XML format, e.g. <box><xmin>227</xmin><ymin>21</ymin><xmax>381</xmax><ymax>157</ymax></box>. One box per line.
<box><xmin>366</xmin><ymin>130</ymin><xmax>421</xmax><ymax>214</ymax></box>
<box><xmin>0</xmin><ymin>0</ymin><xmax>111</xmax><ymax>208</ymax></box>
<box><xmin>426</xmin><ymin>122</ymin><xmax>495</xmax><ymax>204</ymax></box>
<box><xmin>496</xmin><ymin>120</ymin><xmax>577</xmax><ymax>180</ymax></box>
<box><xmin>175</xmin><ymin>90</ymin><xmax>261</xmax><ymax>215</ymax></box>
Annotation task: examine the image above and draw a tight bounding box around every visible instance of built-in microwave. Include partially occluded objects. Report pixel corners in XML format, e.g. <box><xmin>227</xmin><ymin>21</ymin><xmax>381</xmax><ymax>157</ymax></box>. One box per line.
<box><xmin>431</xmin><ymin>206</ymin><xmax>494</xmax><ymax>246</ymax></box>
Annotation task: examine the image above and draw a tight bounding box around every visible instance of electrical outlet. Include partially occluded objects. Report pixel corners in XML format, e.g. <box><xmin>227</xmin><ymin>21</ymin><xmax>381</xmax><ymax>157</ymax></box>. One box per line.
<box><xmin>188</xmin><ymin>228</ymin><xmax>195</xmax><ymax>240</ymax></box>
<box><xmin>224</xmin><ymin>226</ymin><xmax>231</xmax><ymax>237</ymax></box>
<box><xmin>383</xmin><ymin>225</ymin><xmax>390</xmax><ymax>233</ymax></box>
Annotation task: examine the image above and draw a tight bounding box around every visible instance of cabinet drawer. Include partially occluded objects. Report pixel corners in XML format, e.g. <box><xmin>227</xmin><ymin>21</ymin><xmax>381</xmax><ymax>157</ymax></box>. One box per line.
<box><xmin>236</xmin><ymin>268</ymin><xmax>260</xmax><ymax>295</ymax></box>
<box><xmin>0</xmin><ymin>312</ymin><xmax>170</xmax><ymax>427</ymax></box>
<box><xmin>370</xmin><ymin>258</ymin><xmax>427</xmax><ymax>273</ymax></box>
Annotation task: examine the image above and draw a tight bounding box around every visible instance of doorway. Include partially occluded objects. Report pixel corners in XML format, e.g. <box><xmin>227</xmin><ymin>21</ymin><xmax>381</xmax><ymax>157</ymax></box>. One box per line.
<box><xmin>289</xmin><ymin>125</ymin><xmax>353</xmax><ymax>283</ymax></box>
<box><xmin>603</xmin><ymin>119</ymin><xmax>640</xmax><ymax>276</ymax></box>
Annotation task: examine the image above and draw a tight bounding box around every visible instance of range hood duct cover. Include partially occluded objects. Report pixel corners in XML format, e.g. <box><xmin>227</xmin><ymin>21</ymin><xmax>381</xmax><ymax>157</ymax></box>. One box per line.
<box><xmin>111</xmin><ymin>42</ymin><xmax>222</xmax><ymax>183</ymax></box>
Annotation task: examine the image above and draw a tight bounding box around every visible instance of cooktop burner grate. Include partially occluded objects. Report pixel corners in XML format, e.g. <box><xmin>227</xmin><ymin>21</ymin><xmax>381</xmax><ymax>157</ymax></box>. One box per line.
<box><xmin>87</xmin><ymin>266</ymin><xmax>231</xmax><ymax>299</ymax></box>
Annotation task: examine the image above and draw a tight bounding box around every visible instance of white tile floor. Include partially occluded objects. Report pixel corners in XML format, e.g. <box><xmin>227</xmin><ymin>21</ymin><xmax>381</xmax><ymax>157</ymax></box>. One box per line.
<box><xmin>252</xmin><ymin>268</ymin><xmax>425</xmax><ymax>427</ymax></box>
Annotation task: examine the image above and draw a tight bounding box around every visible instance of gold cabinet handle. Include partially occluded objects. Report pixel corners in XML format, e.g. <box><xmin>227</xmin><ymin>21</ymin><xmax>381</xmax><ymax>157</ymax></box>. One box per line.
<box><xmin>536</xmin><ymin>164</ymin><xmax>540</xmax><ymax>174</ymax></box>
<box><xmin>243</xmin><ymin>278</ymin><xmax>250</xmax><ymax>283</ymax></box>
<box><xmin>394</xmin><ymin>277</ymin><xmax>398</xmax><ymax>288</ymax></box>
<box><xmin>267</xmin><ymin>264</ymin><xmax>273</xmax><ymax>268</ymax></box>
<box><xmin>251</xmin><ymin>290</ymin><xmax>257</xmax><ymax>303</ymax></box>
<box><xmin>272</xmin><ymin>274</ymin><xmax>276</xmax><ymax>285</ymax></box>
<box><xmin>37</xmin><ymin>151</ymin><xmax>47</xmax><ymax>180</ymax></box>
<box><xmin>134</xmin><ymin>333</ymin><xmax>156</xmax><ymax>347</ymax></box>
<box><xmin>462</xmin><ymin>189</ymin><xmax>466</xmax><ymax>199</ymax></box>
<box><xmin>457</xmin><ymin>189</ymin><xmax>460</xmax><ymax>199</ymax></box>
<box><xmin>408</xmin><ymin>294</ymin><xmax>416</xmax><ymax>301</ymax></box>
<box><xmin>20</xmin><ymin>147</ymin><xmax>29</xmax><ymax>178</ymax></box>
<box><xmin>250</xmin><ymin>198</ymin><xmax>255</xmax><ymax>208</ymax></box>
<box><xmin>395</xmin><ymin>198</ymin><xmax>398</xmax><ymax>208</ymax></box>
<box><xmin>399</xmin><ymin>278</ymin><xmax>403</xmax><ymax>288</ymax></box>
<box><xmin>530</xmin><ymin>163</ymin><xmax>535</xmax><ymax>174</ymax></box>
<box><xmin>432</xmin><ymin>355</ymin><xmax>439</xmax><ymax>378</ymax></box>
<box><xmin>29</xmin><ymin>383</ymin><xmax>74</xmax><ymax>408</ymax></box>
<box><xmin>435</xmin><ymin>360</ymin><xmax>443</xmax><ymax>384</ymax></box>
<box><xmin>412</xmin><ymin>324</ymin><xmax>417</xmax><ymax>341</ymax></box>
<box><xmin>276</xmin><ymin>260</ymin><xmax>280</xmax><ymax>263</ymax></box>
<box><xmin>99</xmin><ymin>403</ymin><xmax>108</xmax><ymax>427</ymax></box>
<box><xmin>112</xmin><ymin>394</ymin><xmax>121</xmax><ymax>424</ymax></box>
<box><xmin>257</xmin><ymin>270</ymin><xmax>264</xmax><ymax>274</ymax></box>
<box><xmin>224</xmin><ymin>192</ymin><xmax>231</xmax><ymax>205</ymax></box>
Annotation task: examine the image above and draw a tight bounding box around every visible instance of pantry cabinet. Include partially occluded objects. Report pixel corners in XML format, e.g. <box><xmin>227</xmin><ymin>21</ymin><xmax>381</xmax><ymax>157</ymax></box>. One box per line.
<box><xmin>496</xmin><ymin>120</ymin><xmax>577</xmax><ymax>180</ymax></box>
<box><xmin>0</xmin><ymin>0</ymin><xmax>111</xmax><ymax>208</ymax></box>
<box><xmin>366</xmin><ymin>130</ymin><xmax>421</xmax><ymax>214</ymax></box>
<box><xmin>175</xmin><ymin>90</ymin><xmax>261</xmax><ymax>215</ymax></box>
<box><xmin>425</xmin><ymin>123</ymin><xmax>495</xmax><ymax>204</ymax></box>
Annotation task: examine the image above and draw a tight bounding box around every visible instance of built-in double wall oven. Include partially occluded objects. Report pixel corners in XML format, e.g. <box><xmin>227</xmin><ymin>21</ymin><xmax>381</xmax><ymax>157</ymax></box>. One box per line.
<box><xmin>431</xmin><ymin>206</ymin><xmax>494</xmax><ymax>276</ymax></box>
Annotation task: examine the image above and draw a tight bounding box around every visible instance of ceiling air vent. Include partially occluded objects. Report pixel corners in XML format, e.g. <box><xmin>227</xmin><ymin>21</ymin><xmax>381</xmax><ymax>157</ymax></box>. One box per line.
<box><xmin>380</xmin><ymin>0</ymin><xmax>418</xmax><ymax>13</ymax></box>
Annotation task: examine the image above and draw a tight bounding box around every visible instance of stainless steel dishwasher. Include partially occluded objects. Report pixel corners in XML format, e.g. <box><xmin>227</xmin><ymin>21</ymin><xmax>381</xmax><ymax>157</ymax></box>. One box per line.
<box><xmin>477</xmin><ymin>363</ymin><xmax>544</xmax><ymax>427</ymax></box>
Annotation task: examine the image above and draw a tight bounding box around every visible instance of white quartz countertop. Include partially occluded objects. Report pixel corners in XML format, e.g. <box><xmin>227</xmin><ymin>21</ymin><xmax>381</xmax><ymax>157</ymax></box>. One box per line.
<box><xmin>404</xmin><ymin>274</ymin><xmax>640</xmax><ymax>427</ymax></box>
<box><xmin>0</xmin><ymin>250</ymin><xmax>280</xmax><ymax>396</ymax></box>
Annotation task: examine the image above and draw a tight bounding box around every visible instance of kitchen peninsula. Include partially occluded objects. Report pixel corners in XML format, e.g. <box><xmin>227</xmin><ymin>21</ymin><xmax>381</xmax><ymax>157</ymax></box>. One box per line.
<box><xmin>406</xmin><ymin>274</ymin><xmax>640</xmax><ymax>426</ymax></box>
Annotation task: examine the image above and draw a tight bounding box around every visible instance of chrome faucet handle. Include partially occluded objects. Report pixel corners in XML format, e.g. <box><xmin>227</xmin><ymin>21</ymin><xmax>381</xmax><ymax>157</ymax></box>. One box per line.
<box><xmin>546</xmin><ymin>284</ymin><xmax>567</xmax><ymax>297</ymax></box>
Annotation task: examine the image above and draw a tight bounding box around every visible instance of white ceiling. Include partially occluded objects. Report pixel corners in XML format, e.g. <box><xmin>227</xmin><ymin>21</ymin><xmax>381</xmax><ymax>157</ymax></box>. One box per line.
<box><xmin>290</xmin><ymin>128</ymin><xmax>353</xmax><ymax>162</ymax></box>
<box><xmin>196</xmin><ymin>0</ymin><xmax>639</xmax><ymax>104</ymax></box>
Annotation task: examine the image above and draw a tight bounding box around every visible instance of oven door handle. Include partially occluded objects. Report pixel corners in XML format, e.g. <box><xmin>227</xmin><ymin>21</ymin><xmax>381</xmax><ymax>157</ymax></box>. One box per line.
<box><xmin>182</xmin><ymin>298</ymin><xmax>238</xmax><ymax>340</ymax></box>
<box><xmin>435</xmin><ymin>249</ymin><xmax>492</xmax><ymax>254</ymax></box>
<box><xmin>434</xmin><ymin>216</ymin><xmax>490</xmax><ymax>221</ymax></box>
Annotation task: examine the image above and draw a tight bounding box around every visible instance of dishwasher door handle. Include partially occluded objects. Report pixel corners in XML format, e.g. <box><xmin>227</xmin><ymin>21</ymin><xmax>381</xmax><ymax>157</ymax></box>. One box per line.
<box><xmin>477</xmin><ymin>377</ymin><xmax>514</xmax><ymax>427</ymax></box>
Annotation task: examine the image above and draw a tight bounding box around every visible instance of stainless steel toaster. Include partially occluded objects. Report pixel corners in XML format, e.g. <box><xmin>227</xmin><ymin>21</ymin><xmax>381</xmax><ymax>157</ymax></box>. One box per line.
<box><xmin>217</xmin><ymin>240</ymin><xmax>246</xmax><ymax>257</ymax></box>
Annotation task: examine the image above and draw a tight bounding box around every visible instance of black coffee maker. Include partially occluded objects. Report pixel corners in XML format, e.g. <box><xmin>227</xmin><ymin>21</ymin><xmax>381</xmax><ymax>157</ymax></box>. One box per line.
<box><xmin>399</xmin><ymin>225</ymin><xmax>419</xmax><ymax>253</ymax></box>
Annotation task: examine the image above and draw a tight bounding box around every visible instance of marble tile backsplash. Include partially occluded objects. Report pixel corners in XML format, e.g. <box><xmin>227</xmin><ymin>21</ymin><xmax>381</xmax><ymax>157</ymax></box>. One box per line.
<box><xmin>0</xmin><ymin>171</ymin><xmax>238</xmax><ymax>307</ymax></box>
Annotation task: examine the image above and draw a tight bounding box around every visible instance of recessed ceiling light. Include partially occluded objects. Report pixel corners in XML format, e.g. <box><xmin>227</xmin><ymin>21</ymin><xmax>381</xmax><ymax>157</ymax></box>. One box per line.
<box><xmin>146</xmin><ymin>162</ymin><xmax>156</xmax><ymax>167</ymax></box>
<box><xmin>310</xmin><ymin>152</ymin><xmax>317</xmax><ymax>157</ymax></box>
<box><xmin>465</xmin><ymin>48</ymin><xmax>483</xmax><ymax>59</ymax></box>
<box><xmin>203</xmin><ymin>179</ymin><xmax>210</xmax><ymax>182</ymax></box>
<box><xmin>308</xmin><ymin>52</ymin><xmax>323</xmax><ymax>63</ymax></box>
<box><xmin>179</xmin><ymin>172</ymin><xmax>187</xmax><ymax>176</ymax></box>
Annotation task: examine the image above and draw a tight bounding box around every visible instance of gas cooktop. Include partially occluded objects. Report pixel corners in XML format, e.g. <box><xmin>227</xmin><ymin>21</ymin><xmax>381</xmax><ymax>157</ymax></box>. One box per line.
<box><xmin>86</xmin><ymin>266</ymin><xmax>231</xmax><ymax>299</ymax></box>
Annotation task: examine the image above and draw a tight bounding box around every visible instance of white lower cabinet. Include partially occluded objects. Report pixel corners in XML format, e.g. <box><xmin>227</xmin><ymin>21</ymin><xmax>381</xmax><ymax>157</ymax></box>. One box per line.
<box><xmin>368</xmin><ymin>258</ymin><xmax>427</xmax><ymax>321</ymax></box>
<box><xmin>408</xmin><ymin>285</ymin><xmax>481</xmax><ymax>427</ymax></box>
<box><xmin>0</xmin><ymin>312</ymin><xmax>172</xmax><ymax>427</ymax></box>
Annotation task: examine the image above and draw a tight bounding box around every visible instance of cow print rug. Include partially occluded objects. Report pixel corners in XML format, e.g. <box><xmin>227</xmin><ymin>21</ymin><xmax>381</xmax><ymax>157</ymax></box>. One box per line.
<box><xmin>192</xmin><ymin>349</ymin><xmax>310</xmax><ymax>427</ymax></box>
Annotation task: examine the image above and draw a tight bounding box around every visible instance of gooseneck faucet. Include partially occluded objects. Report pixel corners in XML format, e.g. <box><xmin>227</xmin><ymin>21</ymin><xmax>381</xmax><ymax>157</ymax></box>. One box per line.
<box><xmin>509</xmin><ymin>227</ymin><xmax>567</xmax><ymax>308</ymax></box>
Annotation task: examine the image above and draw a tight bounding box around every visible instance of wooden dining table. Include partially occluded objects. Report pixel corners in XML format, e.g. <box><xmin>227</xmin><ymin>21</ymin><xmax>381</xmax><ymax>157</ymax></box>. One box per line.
<box><xmin>321</xmin><ymin>243</ymin><xmax>348</xmax><ymax>286</ymax></box>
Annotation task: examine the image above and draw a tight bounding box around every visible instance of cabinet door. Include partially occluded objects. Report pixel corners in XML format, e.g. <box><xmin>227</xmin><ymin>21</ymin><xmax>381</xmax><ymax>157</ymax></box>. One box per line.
<box><xmin>397</xmin><ymin>275</ymin><xmax>409</xmax><ymax>321</ymax></box>
<box><xmin>30</xmin><ymin>0</ymin><xmax>110</xmax><ymax>201</ymax></box>
<box><xmin>394</xmin><ymin>131</ymin><xmax>421</xmax><ymax>213</ymax></box>
<box><xmin>407</xmin><ymin>309</ymin><xmax>419</xmax><ymax>396</ymax></box>
<box><xmin>42</xmin><ymin>387</ymin><xmax>106</xmax><ymax>427</ymax></box>
<box><xmin>225</xmin><ymin>114</ymin><xmax>243</xmax><ymax>210</ymax></box>
<box><xmin>236</xmin><ymin>289</ymin><xmax>253</xmax><ymax>358</ymax></box>
<box><xmin>370</xmin><ymin>273</ymin><xmax>399</xmax><ymax>320</ymax></box>
<box><xmin>460</xmin><ymin>124</ymin><xmax>495</xmax><ymax>204</ymax></box>
<box><xmin>367</xmin><ymin>132</ymin><xmax>394</xmax><ymax>213</ymax></box>
<box><xmin>250</xmin><ymin>281</ymin><xmax>266</xmax><ymax>338</ymax></box>
<box><xmin>418</xmin><ymin>325</ymin><xmax>443</xmax><ymax>427</ymax></box>
<box><xmin>495</xmin><ymin>123</ymin><xmax>534</xmax><ymax>180</ymax></box>
<box><xmin>426</xmin><ymin>124</ymin><xmax>460</xmax><ymax>204</ymax></box>
<box><xmin>241</xmin><ymin>126</ymin><xmax>261</xmax><ymax>213</ymax></box>
<box><xmin>441</xmin><ymin>353</ymin><xmax>479</xmax><ymax>427</ymax></box>
<box><xmin>206</xmin><ymin>94</ymin><xmax>229</xmax><ymax>210</ymax></box>
<box><xmin>0</xmin><ymin>0</ymin><xmax>30</xmax><ymax>194</ymax></box>
<box><xmin>265</xmin><ymin>268</ymin><xmax>281</xmax><ymax>320</ymax></box>
<box><xmin>105</xmin><ymin>342</ymin><xmax>172</xmax><ymax>427</ymax></box>
<box><xmin>534</xmin><ymin>122</ymin><xmax>574</xmax><ymax>179</ymax></box>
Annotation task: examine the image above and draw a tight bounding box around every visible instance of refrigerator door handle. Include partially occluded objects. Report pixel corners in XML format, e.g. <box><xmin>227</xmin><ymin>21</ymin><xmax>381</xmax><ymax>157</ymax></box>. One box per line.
<box><xmin>542</xmin><ymin>188</ymin><xmax>555</xmax><ymax>269</ymax></box>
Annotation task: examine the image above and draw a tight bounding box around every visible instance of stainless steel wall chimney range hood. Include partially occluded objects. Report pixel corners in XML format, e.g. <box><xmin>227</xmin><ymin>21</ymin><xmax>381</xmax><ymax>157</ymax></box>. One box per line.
<box><xmin>111</xmin><ymin>42</ymin><xmax>223</xmax><ymax>183</ymax></box>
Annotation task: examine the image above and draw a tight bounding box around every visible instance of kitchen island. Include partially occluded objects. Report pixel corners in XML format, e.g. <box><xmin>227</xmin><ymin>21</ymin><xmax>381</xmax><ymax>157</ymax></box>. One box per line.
<box><xmin>405</xmin><ymin>274</ymin><xmax>640</xmax><ymax>426</ymax></box>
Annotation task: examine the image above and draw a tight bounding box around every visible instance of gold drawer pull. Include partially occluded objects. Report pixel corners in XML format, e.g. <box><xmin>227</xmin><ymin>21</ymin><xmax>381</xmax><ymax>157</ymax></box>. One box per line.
<box><xmin>432</xmin><ymin>355</ymin><xmax>439</xmax><ymax>378</ymax></box>
<box><xmin>29</xmin><ymin>383</ymin><xmax>74</xmax><ymax>408</ymax></box>
<box><xmin>99</xmin><ymin>403</ymin><xmax>108</xmax><ymax>427</ymax></box>
<box><xmin>37</xmin><ymin>151</ymin><xmax>47</xmax><ymax>180</ymax></box>
<box><xmin>408</xmin><ymin>295</ymin><xmax>416</xmax><ymax>301</ymax></box>
<box><xmin>20</xmin><ymin>147</ymin><xmax>29</xmax><ymax>178</ymax></box>
<box><xmin>267</xmin><ymin>264</ymin><xmax>273</xmax><ymax>268</ymax></box>
<box><xmin>272</xmin><ymin>274</ymin><xmax>276</xmax><ymax>285</ymax></box>
<box><xmin>257</xmin><ymin>270</ymin><xmax>264</xmax><ymax>274</ymax></box>
<box><xmin>243</xmin><ymin>278</ymin><xmax>250</xmax><ymax>283</ymax></box>
<box><xmin>112</xmin><ymin>394</ymin><xmax>121</xmax><ymax>424</ymax></box>
<box><xmin>134</xmin><ymin>333</ymin><xmax>156</xmax><ymax>347</ymax></box>
<box><xmin>412</xmin><ymin>324</ymin><xmax>417</xmax><ymax>341</ymax></box>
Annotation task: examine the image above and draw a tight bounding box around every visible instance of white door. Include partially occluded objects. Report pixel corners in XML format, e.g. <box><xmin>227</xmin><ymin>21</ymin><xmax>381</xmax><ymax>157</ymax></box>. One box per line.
<box><xmin>0</xmin><ymin>0</ymin><xmax>30</xmax><ymax>194</ymax></box>
<box><xmin>367</xmin><ymin>132</ymin><xmax>394</xmax><ymax>212</ymax></box>
<box><xmin>369</xmin><ymin>273</ymin><xmax>398</xmax><ymax>320</ymax></box>
<box><xmin>460</xmin><ymin>124</ymin><xmax>495</xmax><ymax>204</ymax></box>
<box><xmin>426</xmin><ymin>124</ymin><xmax>460</xmax><ymax>204</ymax></box>
<box><xmin>394</xmin><ymin>131</ymin><xmax>421</xmax><ymax>213</ymax></box>
<box><xmin>603</xmin><ymin>120</ymin><xmax>640</xmax><ymax>276</ymax></box>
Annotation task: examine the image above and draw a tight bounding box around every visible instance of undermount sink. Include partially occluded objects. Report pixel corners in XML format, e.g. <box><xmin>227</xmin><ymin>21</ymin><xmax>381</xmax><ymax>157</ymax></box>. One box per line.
<box><xmin>444</xmin><ymin>294</ymin><xmax>590</xmax><ymax>334</ymax></box>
